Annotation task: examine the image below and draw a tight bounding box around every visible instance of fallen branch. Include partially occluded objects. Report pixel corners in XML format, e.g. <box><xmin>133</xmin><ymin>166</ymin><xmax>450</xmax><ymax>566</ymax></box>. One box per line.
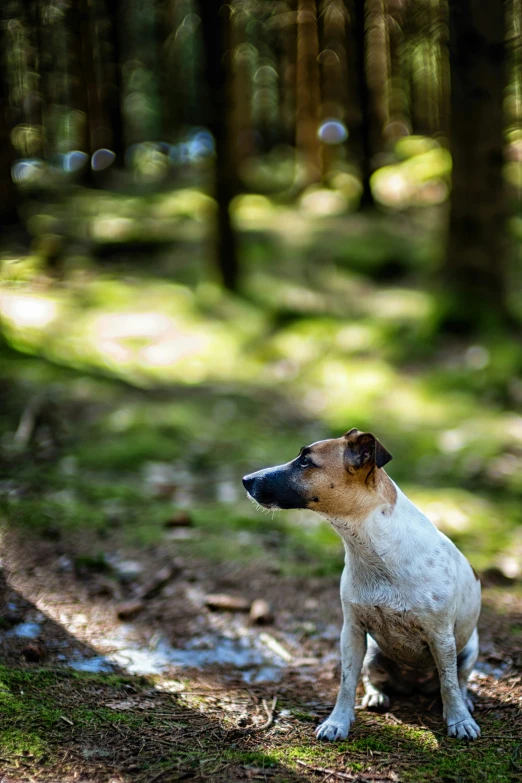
<box><xmin>147</xmin><ymin>765</ymin><xmax>193</xmax><ymax>783</ymax></box>
<box><xmin>296</xmin><ymin>760</ymin><xmax>394</xmax><ymax>782</ymax></box>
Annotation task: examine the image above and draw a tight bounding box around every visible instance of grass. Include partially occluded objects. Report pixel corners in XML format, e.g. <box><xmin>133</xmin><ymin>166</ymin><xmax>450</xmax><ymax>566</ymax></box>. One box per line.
<box><xmin>1</xmin><ymin>199</ymin><xmax>522</xmax><ymax>780</ymax></box>
<box><xmin>0</xmin><ymin>665</ymin><xmax>520</xmax><ymax>782</ymax></box>
<box><xmin>1</xmin><ymin>256</ymin><xmax>522</xmax><ymax>576</ymax></box>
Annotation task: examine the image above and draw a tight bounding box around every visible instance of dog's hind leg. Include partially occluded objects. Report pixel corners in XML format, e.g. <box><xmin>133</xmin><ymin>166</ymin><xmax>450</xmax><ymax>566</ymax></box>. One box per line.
<box><xmin>457</xmin><ymin>627</ymin><xmax>479</xmax><ymax>713</ymax></box>
<box><xmin>361</xmin><ymin>636</ymin><xmax>392</xmax><ymax>711</ymax></box>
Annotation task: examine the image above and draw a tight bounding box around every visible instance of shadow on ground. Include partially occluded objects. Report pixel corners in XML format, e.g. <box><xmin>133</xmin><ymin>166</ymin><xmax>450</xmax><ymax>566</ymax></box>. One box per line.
<box><xmin>1</xmin><ymin>525</ymin><xmax>522</xmax><ymax>783</ymax></box>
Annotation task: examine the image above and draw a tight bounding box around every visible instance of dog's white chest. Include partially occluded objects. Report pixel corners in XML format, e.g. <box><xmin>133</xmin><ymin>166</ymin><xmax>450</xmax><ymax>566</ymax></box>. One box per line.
<box><xmin>351</xmin><ymin>602</ymin><xmax>433</xmax><ymax>667</ymax></box>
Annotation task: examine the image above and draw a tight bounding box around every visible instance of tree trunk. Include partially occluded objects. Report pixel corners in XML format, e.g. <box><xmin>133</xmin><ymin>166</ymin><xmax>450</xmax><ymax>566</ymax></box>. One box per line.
<box><xmin>0</xmin><ymin>16</ymin><xmax>20</xmax><ymax>226</ymax></box>
<box><xmin>106</xmin><ymin>0</ymin><xmax>125</xmax><ymax>166</ymax></box>
<box><xmin>296</xmin><ymin>0</ymin><xmax>321</xmax><ymax>186</ymax></box>
<box><xmin>199</xmin><ymin>0</ymin><xmax>239</xmax><ymax>292</ymax></box>
<box><xmin>319</xmin><ymin>0</ymin><xmax>348</xmax><ymax>178</ymax></box>
<box><xmin>351</xmin><ymin>0</ymin><xmax>375</xmax><ymax>208</ymax></box>
<box><xmin>444</xmin><ymin>0</ymin><xmax>509</xmax><ymax>330</ymax></box>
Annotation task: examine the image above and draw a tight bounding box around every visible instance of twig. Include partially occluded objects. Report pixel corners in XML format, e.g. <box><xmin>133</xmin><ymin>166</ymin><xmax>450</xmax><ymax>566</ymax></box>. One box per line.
<box><xmin>94</xmin><ymin>711</ymin><xmax>127</xmax><ymax>738</ymax></box>
<box><xmin>146</xmin><ymin>764</ymin><xmax>188</xmax><ymax>783</ymax></box>
<box><xmin>260</xmin><ymin>696</ymin><xmax>278</xmax><ymax>729</ymax></box>
<box><xmin>295</xmin><ymin>760</ymin><xmax>392</xmax><ymax>782</ymax></box>
<box><xmin>510</xmin><ymin>744</ymin><xmax>522</xmax><ymax>772</ymax></box>
<box><xmin>232</xmin><ymin>696</ymin><xmax>278</xmax><ymax>734</ymax></box>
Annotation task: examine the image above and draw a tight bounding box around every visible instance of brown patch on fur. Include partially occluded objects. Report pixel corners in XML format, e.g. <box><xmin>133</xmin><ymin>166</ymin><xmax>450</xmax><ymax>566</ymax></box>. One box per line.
<box><xmin>380</xmin><ymin>472</ymin><xmax>397</xmax><ymax>507</ymax></box>
<box><xmin>303</xmin><ymin>434</ymin><xmax>397</xmax><ymax>523</ymax></box>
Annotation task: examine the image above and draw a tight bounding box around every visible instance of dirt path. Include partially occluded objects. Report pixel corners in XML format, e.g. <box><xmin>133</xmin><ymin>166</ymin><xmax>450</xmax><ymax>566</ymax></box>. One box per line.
<box><xmin>1</xmin><ymin>526</ymin><xmax>521</xmax><ymax>783</ymax></box>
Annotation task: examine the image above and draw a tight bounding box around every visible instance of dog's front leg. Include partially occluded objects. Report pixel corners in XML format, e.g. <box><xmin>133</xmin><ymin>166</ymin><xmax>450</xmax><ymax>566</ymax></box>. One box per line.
<box><xmin>428</xmin><ymin>628</ymin><xmax>480</xmax><ymax>740</ymax></box>
<box><xmin>316</xmin><ymin>607</ymin><xmax>365</xmax><ymax>741</ymax></box>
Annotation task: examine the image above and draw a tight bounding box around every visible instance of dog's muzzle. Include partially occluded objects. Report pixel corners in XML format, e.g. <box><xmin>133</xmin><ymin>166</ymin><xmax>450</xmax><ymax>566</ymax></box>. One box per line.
<box><xmin>242</xmin><ymin>466</ymin><xmax>307</xmax><ymax>510</ymax></box>
<box><xmin>242</xmin><ymin>472</ymin><xmax>271</xmax><ymax>506</ymax></box>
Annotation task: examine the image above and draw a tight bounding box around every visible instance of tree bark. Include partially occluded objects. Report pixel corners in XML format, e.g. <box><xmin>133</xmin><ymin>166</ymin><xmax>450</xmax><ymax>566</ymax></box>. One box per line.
<box><xmin>105</xmin><ymin>0</ymin><xmax>125</xmax><ymax>166</ymax></box>
<box><xmin>351</xmin><ymin>0</ymin><xmax>375</xmax><ymax>208</ymax></box>
<box><xmin>0</xmin><ymin>14</ymin><xmax>20</xmax><ymax>226</ymax></box>
<box><xmin>199</xmin><ymin>0</ymin><xmax>239</xmax><ymax>292</ymax></box>
<box><xmin>296</xmin><ymin>0</ymin><xmax>321</xmax><ymax>186</ymax></box>
<box><xmin>445</xmin><ymin>0</ymin><xmax>509</xmax><ymax>329</ymax></box>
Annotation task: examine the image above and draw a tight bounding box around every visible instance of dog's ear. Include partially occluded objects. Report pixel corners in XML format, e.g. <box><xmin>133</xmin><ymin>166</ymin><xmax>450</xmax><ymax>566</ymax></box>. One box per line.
<box><xmin>343</xmin><ymin>428</ymin><xmax>392</xmax><ymax>472</ymax></box>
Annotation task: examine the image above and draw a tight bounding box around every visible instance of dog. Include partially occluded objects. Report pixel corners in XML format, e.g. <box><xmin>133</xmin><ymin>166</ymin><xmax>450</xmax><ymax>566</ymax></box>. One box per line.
<box><xmin>242</xmin><ymin>428</ymin><xmax>481</xmax><ymax>741</ymax></box>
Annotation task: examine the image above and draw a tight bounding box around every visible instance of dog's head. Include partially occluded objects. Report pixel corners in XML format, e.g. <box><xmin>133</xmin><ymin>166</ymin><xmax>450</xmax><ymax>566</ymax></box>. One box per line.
<box><xmin>242</xmin><ymin>429</ymin><xmax>393</xmax><ymax>518</ymax></box>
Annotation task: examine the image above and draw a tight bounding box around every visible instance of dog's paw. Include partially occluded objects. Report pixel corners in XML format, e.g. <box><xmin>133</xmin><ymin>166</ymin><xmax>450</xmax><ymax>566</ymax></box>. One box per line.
<box><xmin>361</xmin><ymin>692</ymin><xmax>390</xmax><ymax>712</ymax></box>
<box><xmin>446</xmin><ymin>714</ymin><xmax>480</xmax><ymax>740</ymax></box>
<box><xmin>315</xmin><ymin>717</ymin><xmax>352</xmax><ymax>742</ymax></box>
<box><xmin>463</xmin><ymin>695</ymin><xmax>475</xmax><ymax>713</ymax></box>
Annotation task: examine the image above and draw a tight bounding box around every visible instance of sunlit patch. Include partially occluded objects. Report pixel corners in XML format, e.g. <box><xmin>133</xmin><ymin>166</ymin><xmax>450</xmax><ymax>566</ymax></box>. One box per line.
<box><xmin>368</xmin><ymin>289</ymin><xmax>432</xmax><ymax>321</ymax></box>
<box><xmin>299</xmin><ymin>187</ymin><xmax>348</xmax><ymax>216</ymax></box>
<box><xmin>152</xmin><ymin>189</ymin><xmax>215</xmax><ymax>221</ymax></box>
<box><xmin>330</xmin><ymin>171</ymin><xmax>363</xmax><ymax>203</ymax></box>
<box><xmin>318</xmin><ymin>119</ymin><xmax>348</xmax><ymax>145</ymax></box>
<box><xmin>230</xmin><ymin>194</ymin><xmax>274</xmax><ymax>224</ymax></box>
<box><xmin>406</xmin><ymin>488</ymin><xmax>487</xmax><ymax>535</ymax></box>
<box><xmin>438</xmin><ymin>429</ymin><xmax>467</xmax><ymax>454</ymax></box>
<box><xmin>465</xmin><ymin>345</ymin><xmax>490</xmax><ymax>370</ymax></box>
<box><xmin>140</xmin><ymin>334</ymin><xmax>208</xmax><ymax>367</ymax></box>
<box><xmin>372</xmin><ymin>170</ymin><xmax>413</xmax><ymax>208</ymax></box>
<box><xmin>0</xmin><ymin>293</ymin><xmax>58</xmax><ymax>329</ymax></box>
<box><xmin>395</xmin><ymin>135</ymin><xmax>440</xmax><ymax>159</ymax></box>
<box><xmin>93</xmin><ymin>312</ymin><xmax>172</xmax><ymax>341</ymax></box>
<box><xmin>372</xmin><ymin>145</ymin><xmax>451</xmax><ymax>208</ymax></box>
<box><xmin>91</xmin><ymin>216</ymin><xmax>134</xmax><ymax>242</ymax></box>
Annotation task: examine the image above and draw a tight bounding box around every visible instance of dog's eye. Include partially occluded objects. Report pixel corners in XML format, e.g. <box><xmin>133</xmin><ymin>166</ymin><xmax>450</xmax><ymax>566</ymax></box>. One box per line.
<box><xmin>300</xmin><ymin>454</ymin><xmax>314</xmax><ymax>468</ymax></box>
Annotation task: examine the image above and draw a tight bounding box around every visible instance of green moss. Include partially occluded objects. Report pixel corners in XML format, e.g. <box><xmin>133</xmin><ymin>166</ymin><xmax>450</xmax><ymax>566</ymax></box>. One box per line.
<box><xmin>0</xmin><ymin>728</ymin><xmax>49</xmax><ymax>759</ymax></box>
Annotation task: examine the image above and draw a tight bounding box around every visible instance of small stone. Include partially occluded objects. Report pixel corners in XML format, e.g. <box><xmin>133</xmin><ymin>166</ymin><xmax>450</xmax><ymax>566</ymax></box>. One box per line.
<box><xmin>21</xmin><ymin>644</ymin><xmax>45</xmax><ymax>663</ymax></box>
<box><xmin>164</xmin><ymin>511</ymin><xmax>193</xmax><ymax>528</ymax></box>
<box><xmin>116</xmin><ymin>600</ymin><xmax>145</xmax><ymax>621</ymax></box>
<box><xmin>56</xmin><ymin>554</ymin><xmax>73</xmax><ymax>573</ymax></box>
<box><xmin>249</xmin><ymin>599</ymin><xmax>274</xmax><ymax>625</ymax></box>
<box><xmin>204</xmin><ymin>593</ymin><xmax>250</xmax><ymax>612</ymax></box>
<box><xmin>112</xmin><ymin>559</ymin><xmax>144</xmax><ymax>584</ymax></box>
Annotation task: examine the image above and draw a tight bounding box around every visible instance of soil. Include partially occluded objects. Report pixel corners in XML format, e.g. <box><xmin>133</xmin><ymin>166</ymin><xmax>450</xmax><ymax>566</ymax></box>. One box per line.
<box><xmin>1</xmin><ymin>524</ymin><xmax>521</xmax><ymax>783</ymax></box>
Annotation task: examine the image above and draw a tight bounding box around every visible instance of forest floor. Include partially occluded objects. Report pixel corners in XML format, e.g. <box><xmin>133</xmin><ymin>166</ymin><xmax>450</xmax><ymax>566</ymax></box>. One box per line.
<box><xmin>0</xmin><ymin>354</ymin><xmax>521</xmax><ymax>783</ymax></box>
<box><xmin>1</xmin><ymin>506</ymin><xmax>521</xmax><ymax>783</ymax></box>
<box><xmin>1</xmin><ymin>199</ymin><xmax>522</xmax><ymax>780</ymax></box>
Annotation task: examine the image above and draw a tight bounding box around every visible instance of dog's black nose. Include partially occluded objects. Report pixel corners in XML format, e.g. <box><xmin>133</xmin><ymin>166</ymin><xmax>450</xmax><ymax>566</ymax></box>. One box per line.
<box><xmin>242</xmin><ymin>474</ymin><xmax>256</xmax><ymax>493</ymax></box>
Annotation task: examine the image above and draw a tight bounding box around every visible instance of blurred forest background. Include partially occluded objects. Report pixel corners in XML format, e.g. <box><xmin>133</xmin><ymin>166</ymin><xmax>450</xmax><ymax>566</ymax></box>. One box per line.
<box><xmin>1</xmin><ymin>0</ymin><xmax>522</xmax><ymax>568</ymax></box>
<box><xmin>0</xmin><ymin>0</ymin><xmax>522</xmax><ymax>576</ymax></box>
<box><xmin>1</xmin><ymin>2</ymin><xmax>522</xmax><ymax>779</ymax></box>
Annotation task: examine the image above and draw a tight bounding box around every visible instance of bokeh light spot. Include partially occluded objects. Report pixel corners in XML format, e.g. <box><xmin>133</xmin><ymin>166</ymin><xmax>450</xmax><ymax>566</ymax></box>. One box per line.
<box><xmin>318</xmin><ymin>119</ymin><xmax>348</xmax><ymax>145</ymax></box>
<box><xmin>91</xmin><ymin>149</ymin><xmax>116</xmax><ymax>171</ymax></box>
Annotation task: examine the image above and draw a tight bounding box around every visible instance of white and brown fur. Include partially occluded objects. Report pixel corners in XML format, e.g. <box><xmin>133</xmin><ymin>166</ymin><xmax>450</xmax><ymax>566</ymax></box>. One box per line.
<box><xmin>242</xmin><ymin>429</ymin><xmax>481</xmax><ymax>741</ymax></box>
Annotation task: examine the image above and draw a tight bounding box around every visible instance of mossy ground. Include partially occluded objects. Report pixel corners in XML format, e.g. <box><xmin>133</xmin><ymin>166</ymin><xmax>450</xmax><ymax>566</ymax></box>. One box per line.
<box><xmin>1</xmin><ymin>201</ymin><xmax>522</xmax><ymax>780</ymax></box>
<box><xmin>0</xmin><ymin>660</ymin><xmax>520</xmax><ymax>782</ymax></box>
